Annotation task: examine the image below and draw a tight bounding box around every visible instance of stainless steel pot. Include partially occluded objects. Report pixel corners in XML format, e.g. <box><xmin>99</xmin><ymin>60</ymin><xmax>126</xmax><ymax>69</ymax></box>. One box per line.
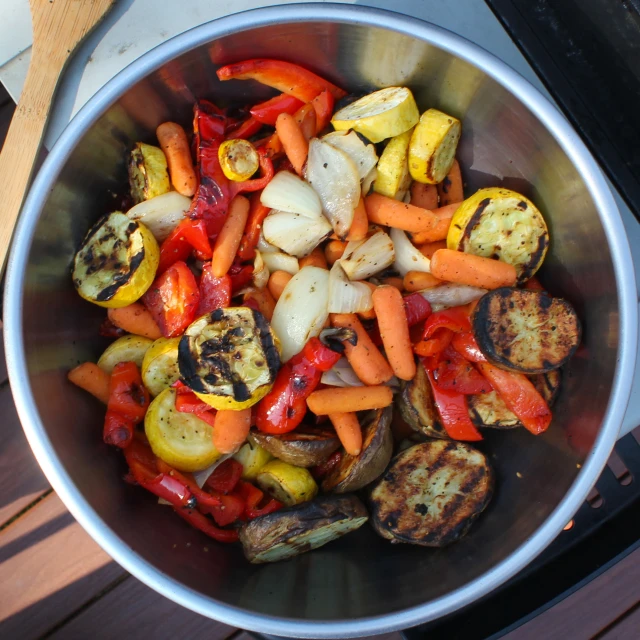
<box><xmin>4</xmin><ymin>4</ymin><xmax>637</xmax><ymax>637</ymax></box>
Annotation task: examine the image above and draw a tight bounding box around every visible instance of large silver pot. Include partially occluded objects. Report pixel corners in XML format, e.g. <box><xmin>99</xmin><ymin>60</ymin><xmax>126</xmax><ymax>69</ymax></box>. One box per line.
<box><xmin>4</xmin><ymin>4</ymin><xmax>637</xmax><ymax>637</ymax></box>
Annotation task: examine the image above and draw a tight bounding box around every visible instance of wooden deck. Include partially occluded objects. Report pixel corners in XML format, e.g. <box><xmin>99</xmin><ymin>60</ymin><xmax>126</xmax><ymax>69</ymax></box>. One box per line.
<box><xmin>1</xmin><ymin>85</ymin><xmax>640</xmax><ymax>639</ymax></box>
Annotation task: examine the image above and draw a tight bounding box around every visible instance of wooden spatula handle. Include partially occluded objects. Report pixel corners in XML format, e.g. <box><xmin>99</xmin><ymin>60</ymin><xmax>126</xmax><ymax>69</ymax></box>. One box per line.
<box><xmin>0</xmin><ymin>51</ymin><xmax>64</xmax><ymax>273</ymax></box>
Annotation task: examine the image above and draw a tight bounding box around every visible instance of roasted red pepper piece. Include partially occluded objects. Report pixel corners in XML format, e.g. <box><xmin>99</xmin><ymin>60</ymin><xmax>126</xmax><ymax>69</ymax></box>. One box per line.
<box><xmin>451</xmin><ymin>332</ymin><xmax>487</xmax><ymax>363</ymax></box>
<box><xmin>226</xmin><ymin>116</ymin><xmax>263</xmax><ymax>140</ymax></box>
<box><xmin>311</xmin><ymin>450</ymin><xmax>342</xmax><ymax>480</ymax></box>
<box><xmin>228</xmin><ymin>260</ymin><xmax>254</xmax><ymax>293</ymax></box>
<box><xmin>523</xmin><ymin>275</ymin><xmax>545</xmax><ymax>291</ymax></box>
<box><xmin>155</xmin><ymin>458</ymin><xmax>222</xmax><ymax>508</ymax></box>
<box><xmin>197</xmin><ymin>263</ymin><xmax>232</xmax><ymax>315</ymax></box>
<box><xmin>235</xmin><ymin>481</ymin><xmax>282</xmax><ymax>519</ymax></box>
<box><xmin>255</xmin><ymin>337</ymin><xmax>341</xmax><ymax>434</ymax></box>
<box><xmin>403</xmin><ymin>293</ymin><xmax>432</xmax><ymax>327</ymax></box>
<box><xmin>174</xmin><ymin>507</ymin><xmax>239</xmax><ymax>543</ymax></box>
<box><xmin>237</xmin><ymin>192</ymin><xmax>271</xmax><ymax>261</ymax></box>
<box><xmin>228</xmin><ymin>149</ymin><xmax>274</xmax><ymax>199</ymax></box>
<box><xmin>99</xmin><ymin>317</ymin><xmax>126</xmax><ymax>338</ymax></box>
<box><xmin>143</xmin><ymin>261</ymin><xmax>200</xmax><ymax>338</ymax></box>
<box><xmin>250</xmin><ymin>93</ymin><xmax>305</xmax><ymax>125</ymax></box>
<box><xmin>201</xmin><ymin>493</ymin><xmax>247</xmax><ymax>527</ymax></box>
<box><xmin>216</xmin><ymin>58</ymin><xmax>347</xmax><ymax>103</ymax></box>
<box><xmin>206</xmin><ymin>458</ymin><xmax>244</xmax><ymax>494</ymax></box>
<box><xmin>414</xmin><ymin>327</ymin><xmax>454</xmax><ymax>358</ymax></box>
<box><xmin>311</xmin><ymin>89</ymin><xmax>335</xmax><ymax>133</ymax></box>
<box><xmin>107</xmin><ymin>361</ymin><xmax>150</xmax><ymax>424</ymax></box>
<box><xmin>103</xmin><ymin>410</ymin><xmax>135</xmax><ymax>449</ymax></box>
<box><xmin>158</xmin><ymin>219</ymin><xmax>213</xmax><ymax>274</ymax></box>
<box><xmin>422</xmin><ymin>307</ymin><xmax>471</xmax><ymax>339</ymax></box>
<box><xmin>294</xmin><ymin>103</ymin><xmax>317</xmax><ymax>140</ymax></box>
<box><xmin>433</xmin><ymin>346</ymin><xmax>492</xmax><ymax>395</ymax></box>
<box><xmin>426</xmin><ymin>369</ymin><xmax>483</xmax><ymax>441</ymax></box>
<box><xmin>175</xmin><ymin>390</ymin><xmax>216</xmax><ymax>415</ymax></box>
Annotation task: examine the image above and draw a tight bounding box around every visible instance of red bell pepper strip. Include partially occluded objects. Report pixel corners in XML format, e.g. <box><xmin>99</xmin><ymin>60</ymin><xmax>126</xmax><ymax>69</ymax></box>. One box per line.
<box><xmin>201</xmin><ymin>493</ymin><xmax>247</xmax><ymax>527</ymax></box>
<box><xmin>107</xmin><ymin>361</ymin><xmax>150</xmax><ymax>424</ymax></box>
<box><xmin>422</xmin><ymin>307</ymin><xmax>472</xmax><ymax>339</ymax></box>
<box><xmin>103</xmin><ymin>410</ymin><xmax>135</xmax><ymax>449</ymax></box>
<box><xmin>216</xmin><ymin>59</ymin><xmax>347</xmax><ymax>103</ymax></box>
<box><xmin>475</xmin><ymin>362</ymin><xmax>553</xmax><ymax>435</ymax></box>
<box><xmin>311</xmin><ymin>89</ymin><xmax>335</xmax><ymax>133</ymax></box>
<box><xmin>174</xmin><ymin>507</ymin><xmax>239</xmax><ymax>543</ymax></box>
<box><xmin>142</xmin><ymin>261</ymin><xmax>200</xmax><ymax>338</ymax></box>
<box><xmin>255</xmin><ymin>337</ymin><xmax>341</xmax><ymax>434</ymax></box>
<box><xmin>235</xmin><ymin>481</ymin><xmax>282</xmax><ymax>519</ymax></box>
<box><xmin>294</xmin><ymin>103</ymin><xmax>317</xmax><ymax>140</ymax></box>
<box><xmin>250</xmin><ymin>93</ymin><xmax>305</xmax><ymax>125</ymax></box>
<box><xmin>414</xmin><ymin>327</ymin><xmax>454</xmax><ymax>358</ymax></box>
<box><xmin>228</xmin><ymin>149</ymin><xmax>274</xmax><ymax>199</ymax></box>
<box><xmin>158</xmin><ymin>219</ymin><xmax>213</xmax><ymax>274</ymax></box>
<box><xmin>155</xmin><ymin>458</ymin><xmax>222</xmax><ymax>509</ymax></box>
<box><xmin>205</xmin><ymin>458</ymin><xmax>244</xmax><ymax>494</ymax></box>
<box><xmin>228</xmin><ymin>261</ymin><xmax>254</xmax><ymax>293</ymax></box>
<box><xmin>237</xmin><ymin>192</ymin><xmax>271</xmax><ymax>261</ymax></box>
<box><xmin>226</xmin><ymin>116</ymin><xmax>263</xmax><ymax>140</ymax></box>
<box><xmin>425</xmin><ymin>369</ymin><xmax>483</xmax><ymax>441</ymax></box>
<box><xmin>451</xmin><ymin>332</ymin><xmax>487</xmax><ymax>363</ymax></box>
<box><xmin>257</xmin><ymin>132</ymin><xmax>284</xmax><ymax>159</ymax></box>
<box><xmin>197</xmin><ymin>263</ymin><xmax>232</xmax><ymax>316</ymax></box>
<box><xmin>175</xmin><ymin>389</ymin><xmax>216</xmax><ymax>415</ymax></box>
<box><xmin>311</xmin><ymin>450</ymin><xmax>342</xmax><ymax>480</ymax></box>
<box><xmin>523</xmin><ymin>275</ymin><xmax>545</xmax><ymax>291</ymax></box>
<box><xmin>433</xmin><ymin>346</ymin><xmax>492</xmax><ymax>395</ymax></box>
<box><xmin>403</xmin><ymin>293</ymin><xmax>432</xmax><ymax>327</ymax></box>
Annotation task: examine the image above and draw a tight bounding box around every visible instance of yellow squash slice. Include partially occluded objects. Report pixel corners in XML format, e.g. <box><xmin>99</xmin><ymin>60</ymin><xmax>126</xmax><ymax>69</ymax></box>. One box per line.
<box><xmin>256</xmin><ymin>460</ymin><xmax>318</xmax><ymax>506</ymax></box>
<box><xmin>218</xmin><ymin>139</ymin><xmax>260</xmax><ymax>181</ymax></box>
<box><xmin>373</xmin><ymin>128</ymin><xmax>413</xmax><ymax>200</ymax></box>
<box><xmin>97</xmin><ymin>335</ymin><xmax>153</xmax><ymax>374</ymax></box>
<box><xmin>233</xmin><ymin>440</ymin><xmax>274</xmax><ymax>480</ymax></box>
<box><xmin>141</xmin><ymin>337</ymin><xmax>181</xmax><ymax>397</ymax></box>
<box><xmin>128</xmin><ymin>142</ymin><xmax>171</xmax><ymax>203</ymax></box>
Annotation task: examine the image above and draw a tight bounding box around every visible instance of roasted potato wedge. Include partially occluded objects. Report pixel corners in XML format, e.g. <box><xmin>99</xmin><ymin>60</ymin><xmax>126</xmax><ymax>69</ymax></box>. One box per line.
<box><xmin>249</xmin><ymin>427</ymin><xmax>340</xmax><ymax>468</ymax></box>
<box><xmin>473</xmin><ymin>288</ymin><xmax>581</xmax><ymax>374</ymax></box>
<box><xmin>322</xmin><ymin>407</ymin><xmax>393</xmax><ymax>493</ymax></box>
<box><xmin>128</xmin><ymin>142</ymin><xmax>171</xmax><ymax>203</ymax></box>
<box><xmin>396</xmin><ymin>361</ymin><xmax>448</xmax><ymax>439</ymax></box>
<box><xmin>369</xmin><ymin>441</ymin><xmax>493</xmax><ymax>547</ymax></box>
<box><xmin>239</xmin><ymin>494</ymin><xmax>368</xmax><ymax>563</ymax></box>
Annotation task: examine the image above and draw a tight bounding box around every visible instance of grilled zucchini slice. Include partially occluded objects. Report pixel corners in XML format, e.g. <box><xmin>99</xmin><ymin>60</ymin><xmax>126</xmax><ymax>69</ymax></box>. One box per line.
<box><xmin>144</xmin><ymin>387</ymin><xmax>221</xmax><ymax>472</ymax></box>
<box><xmin>472</xmin><ymin>288</ymin><xmax>581</xmax><ymax>374</ymax></box>
<box><xmin>331</xmin><ymin>87</ymin><xmax>419</xmax><ymax>143</ymax></box>
<box><xmin>373</xmin><ymin>128</ymin><xmax>413</xmax><ymax>200</ymax></box>
<box><xmin>233</xmin><ymin>440</ymin><xmax>273</xmax><ymax>480</ymax></box>
<box><xmin>128</xmin><ymin>142</ymin><xmax>171</xmax><ymax>203</ymax></box>
<box><xmin>408</xmin><ymin>109</ymin><xmax>461</xmax><ymax>184</ymax></box>
<box><xmin>97</xmin><ymin>335</ymin><xmax>153</xmax><ymax>374</ymax></box>
<box><xmin>369</xmin><ymin>441</ymin><xmax>493</xmax><ymax>546</ymax></box>
<box><xmin>249</xmin><ymin>427</ymin><xmax>340</xmax><ymax>468</ymax></box>
<box><xmin>72</xmin><ymin>212</ymin><xmax>159</xmax><ymax>308</ymax></box>
<box><xmin>239</xmin><ymin>494</ymin><xmax>368</xmax><ymax>563</ymax></box>
<box><xmin>447</xmin><ymin>188</ymin><xmax>549</xmax><ymax>282</ymax></box>
<box><xmin>141</xmin><ymin>337</ymin><xmax>181</xmax><ymax>396</ymax></box>
<box><xmin>178</xmin><ymin>307</ymin><xmax>280</xmax><ymax>410</ymax></box>
<box><xmin>255</xmin><ymin>460</ymin><xmax>318</xmax><ymax>506</ymax></box>
<box><xmin>322</xmin><ymin>407</ymin><xmax>393</xmax><ymax>493</ymax></box>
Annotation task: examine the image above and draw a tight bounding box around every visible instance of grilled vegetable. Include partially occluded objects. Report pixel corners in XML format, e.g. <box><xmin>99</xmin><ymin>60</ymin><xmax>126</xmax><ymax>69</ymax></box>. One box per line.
<box><xmin>232</xmin><ymin>440</ymin><xmax>273</xmax><ymax>479</ymax></box>
<box><xmin>472</xmin><ymin>288</ymin><xmax>581</xmax><ymax>374</ymax></box>
<box><xmin>447</xmin><ymin>188</ymin><xmax>549</xmax><ymax>283</ymax></box>
<box><xmin>97</xmin><ymin>335</ymin><xmax>153</xmax><ymax>374</ymax></box>
<box><xmin>373</xmin><ymin>129</ymin><xmax>413</xmax><ymax>200</ymax></box>
<box><xmin>218</xmin><ymin>138</ymin><xmax>260</xmax><ymax>181</ymax></box>
<box><xmin>239</xmin><ymin>494</ymin><xmax>368</xmax><ymax>563</ymax></box>
<box><xmin>179</xmin><ymin>307</ymin><xmax>280</xmax><ymax>411</ymax></box>
<box><xmin>409</xmin><ymin>109</ymin><xmax>461</xmax><ymax>184</ymax></box>
<box><xmin>469</xmin><ymin>370</ymin><xmax>561</xmax><ymax>429</ymax></box>
<box><xmin>255</xmin><ymin>459</ymin><xmax>318</xmax><ymax>506</ymax></box>
<box><xmin>250</xmin><ymin>427</ymin><xmax>340</xmax><ymax>468</ymax></box>
<box><xmin>322</xmin><ymin>407</ymin><xmax>393</xmax><ymax>493</ymax></box>
<box><xmin>72</xmin><ymin>212</ymin><xmax>159</xmax><ymax>308</ymax></box>
<box><xmin>144</xmin><ymin>387</ymin><xmax>221</xmax><ymax>472</ymax></box>
<box><xmin>141</xmin><ymin>337</ymin><xmax>181</xmax><ymax>397</ymax></box>
<box><xmin>331</xmin><ymin>87</ymin><xmax>419</xmax><ymax>143</ymax></box>
<box><xmin>396</xmin><ymin>361</ymin><xmax>448</xmax><ymax>439</ymax></box>
<box><xmin>128</xmin><ymin>142</ymin><xmax>171</xmax><ymax>203</ymax></box>
<box><xmin>369</xmin><ymin>441</ymin><xmax>493</xmax><ymax>546</ymax></box>
<box><xmin>322</xmin><ymin>130</ymin><xmax>378</xmax><ymax>180</ymax></box>
<box><xmin>126</xmin><ymin>191</ymin><xmax>190</xmax><ymax>243</ymax></box>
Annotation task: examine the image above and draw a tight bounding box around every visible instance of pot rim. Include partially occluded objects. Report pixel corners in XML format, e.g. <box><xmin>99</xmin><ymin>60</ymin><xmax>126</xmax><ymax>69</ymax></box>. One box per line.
<box><xmin>4</xmin><ymin>4</ymin><xmax>637</xmax><ymax>637</ymax></box>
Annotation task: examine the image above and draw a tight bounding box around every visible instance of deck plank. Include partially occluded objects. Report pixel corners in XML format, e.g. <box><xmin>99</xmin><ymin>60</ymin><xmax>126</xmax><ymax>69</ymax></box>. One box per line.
<box><xmin>0</xmin><ymin>492</ymin><xmax>124</xmax><ymax>640</ymax></box>
<box><xmin>599</xmin><ymin>602</ymin><xmax>640</xmax><ymax>639</ymax></box>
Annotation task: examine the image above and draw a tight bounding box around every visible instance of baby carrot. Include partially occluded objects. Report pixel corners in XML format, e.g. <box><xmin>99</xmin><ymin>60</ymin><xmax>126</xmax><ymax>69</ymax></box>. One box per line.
<box><xmin>211</xmin><ymin>195</ymin><xmax>250</xmax><ymax>277</ymax></box>
<box><xmin>293</xmin><ymin>103</ymin><xmax>317</xmax><ymax>141</ymax></box>
<box><xmin>307</xmin><ymin>386</ymin><xmax>393</xmax><ymax>415</ymax></box>
<box><xmin>437</xmin><ymin>159</ymin><xmax>464</xmax><ymax>206</ymax></box>
<box><xmin>346</xmin><ymin>198</ymin><xmax>369</xmax><ymax>241</ymax></box>
<box><xmin>410</xmin><ymin>202</ymin><xmax>460</xmax><ymax>244</ymax></box>
<box><xmin>365</xmin><ymin>193</ymin><xmax>439</xmax><ymax>233</ymax></box>
<box><xmin>268</xmin><ymin>270</ymin><xmax>293</xmax><ymax>300</ymax></box>
<box><xmin>325</xmin><ymin>240</ymin><xmax>347</xmax><ymax>265</ymax></box>
<box><xmin>403</xmin><ymin>271</ymin><xmax>442</xmax><ymax>292</ymax></box>
<box><xmin>213</xmin><ymin>408</ymin><xmax>252</xmax><ymax>454</ymax></box>
<box><xmin>68</xmin><ymin>362</ymin><xmax>111</xmax><ymax>404</ymax></box>
<box><xmin>372</xmin><ymin>285</ymin><xmax>416</xmax><ymax>380</ymax></box>
<box><xmin>330</xmin><ymin>313</ymin><xmax>394</xmax><ymax>385</ymax></box>
<box><xmin>108</xmin><ymin>303</ymin><xmax>162</xmax><ymax>340</ymax></box>
<box><xmin>299</xmin><ymin>247</ymin><xmax>328</xmax><ymax>269</ymax></box>
<box><xmin>328</xmin><ymin>412</ymin><xmax>363</xmax><ymax>455</ymax></box>
<box><xmin>431</xmin><ymin>249</ymin><xmax>517</xmax><ymax>289</ymax></box>
<box><xmin>275</xmin><ymin>112</ymin><xmax>308</xmax><ymax>176</ymax></box>
<box><xmin>380</xmin><ymin>276</ymin><xmax>404</xmax><ymax>292</ymax></box>
<box><xmin>417</xmin><ymin>239</ymin><xmax>447</xmax><ymax>259</ymax></box>
<box><xmin>156</xmin><ymin>122</ymin><xmax>197</xmax><ymax>197</ymax></box>
<box><xmin>410</xmin><ymin>182</ymin><xmax>439</xmax><ymax>210</ymax></box>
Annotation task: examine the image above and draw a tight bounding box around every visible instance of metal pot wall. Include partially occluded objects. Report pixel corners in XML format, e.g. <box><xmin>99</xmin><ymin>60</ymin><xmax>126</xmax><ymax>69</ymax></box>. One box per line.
<box><xmin>3</xmin><ymin>4</ymin><xmax>637</xmax><ymax>637</ymax></box>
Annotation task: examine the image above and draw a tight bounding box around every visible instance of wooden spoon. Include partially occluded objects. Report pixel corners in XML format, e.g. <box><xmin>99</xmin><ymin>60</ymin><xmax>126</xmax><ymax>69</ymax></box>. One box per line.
<box><xmin>0</xmin><ymin>0</ymin><xmax>116</xmax><ymax>273</ymax></box>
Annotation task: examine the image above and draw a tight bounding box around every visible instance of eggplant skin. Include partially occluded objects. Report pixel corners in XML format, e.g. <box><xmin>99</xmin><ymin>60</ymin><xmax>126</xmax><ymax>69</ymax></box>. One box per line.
<box><xmin>249</xmin><ymin>428</ymin><xmax>340</xmax><ymax>468</ymax></box>
<box><xmin>472</xmin><ymin>288</ymin><xmax>581</xmax><ymax>374</ymax></box>
<box><xmin>322</xmin><ymin>407</ymin><xmax>393</xmax><ymax>493</ymax></box>
<box><xmin>239</xmin><ymin>495</ymin><xmax>368</xmax><ymax>563</ymax></box>
<box><xmin>369</xmin><ymin>441</ymin><xmax>493</xmax><ymax>547</ymax></box>
<box><xmin>396</xmin><ymin>362</ymin><xmax>448</xmax><ymax>439</ymax></box>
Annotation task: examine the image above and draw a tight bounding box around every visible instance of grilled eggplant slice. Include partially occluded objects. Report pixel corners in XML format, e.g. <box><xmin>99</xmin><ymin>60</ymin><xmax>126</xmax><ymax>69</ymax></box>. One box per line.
<box><xmin>249</xmin><ymin>428</ymin><xmax>340</xmax><ymax>468</ymax></box>
<box><xmin>469</xmin><ymin>370</ymin><xmax>561</xmax><ymax>429</ymax></box>
<box><xmin>256</xmin><ymin>460</ymin><xmax>318</xmax><ymax>506</ymax></box>
<box><xmin>72</xmin><ymin>212</ymin><xmax>159</xmax><ymax>308</ymax></box>
<box><xmin>473</xmin><ymin>288</ymin><xmax>581</xmax><ymax>374</ymax></box>
<box><xmin>369</xmin><ymin>441</ymin><xmax>493</xmax><ymax>546</ymax></box>
<box><xmin>396</xmin><ymin>361</ymin><xmax>448</xmax><ymax>439</ymax></box>
<box><xmin>128</xmin><ymin>142</ymin><xmax>171</xmax><ymax>203</ymax></box>
<box><xmin>322</xmin><ymin>407</ymin><xmax>393</xmax><ymax>493</ymax></box>
<box><xmin>239</xmin><ymin>494</ymin><xmax>368</xmax><ymax>563</ymax></box>
<box><xmin>178</xmin><ymin>307</ymin><xmax>280</xmax><ymax>410</ymax></box>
